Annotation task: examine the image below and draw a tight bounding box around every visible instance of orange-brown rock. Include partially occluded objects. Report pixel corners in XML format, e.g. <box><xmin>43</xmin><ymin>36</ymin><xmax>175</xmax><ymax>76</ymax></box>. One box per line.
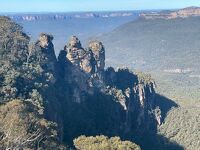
<box><xmin>88</xmin><ymin>41</ymin><xmax>105</xmax><ymax>72</ymax></box>
<box><xmin>65</xmin><ymin>36</ymin><xmax>93</xmax><ymax>73</ymax></box>
<box><xmin>140</xmin><ymin>7</ymin><xmax>200</xmax><ymax>20</ymax></box>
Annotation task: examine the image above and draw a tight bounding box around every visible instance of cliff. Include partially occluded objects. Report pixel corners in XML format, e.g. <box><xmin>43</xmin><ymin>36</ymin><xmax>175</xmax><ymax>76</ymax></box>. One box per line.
<box><xmin>140</xmin><ymin>7</ymin><xmax>200</xmax><ymax>19</ymax></box>
<box><xmin>56</xmin><ymin>36</ymin><xmax>166</xmax><ymax>148</ymax></box>
<box><xmin>6</xmin><ymin>12</ymin><xmax>135</xmax><ymax>21</ymax></box>
<box><xmin>0</xmin><ymin>16</ymin><xmax>181</xmax><ymax>150</ymax></box>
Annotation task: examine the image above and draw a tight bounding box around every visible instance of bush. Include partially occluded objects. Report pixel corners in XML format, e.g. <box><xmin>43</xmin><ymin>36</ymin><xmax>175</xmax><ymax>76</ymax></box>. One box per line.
<box><xmin>73</xmin><ymin>135</ymin><xmax>141</xmax><ymax>150</ymax></box>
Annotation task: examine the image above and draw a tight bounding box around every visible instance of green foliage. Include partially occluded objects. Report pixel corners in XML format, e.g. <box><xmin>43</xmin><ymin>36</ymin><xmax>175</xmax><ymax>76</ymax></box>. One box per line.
<box><xmin>0</xmin><ymin>16</ymin><xmax>29</xmax><ymax>64</ymax></box>
<box><xmin>100</xmin><ymin>17</ymin><xmax>200</xmax><ymax>106</ymax></box>
<box><xmin>73</xmin><ymin>135</ymin><xmax>141</xmax><ymax>150</ymax></box>
<box><xmin>0</xmin><ymin>16</ymin><xmax>56</xmax><ymax>114</ymax></box>
<box><xmin>99</xmin><ymin>17</ymin><xmax>200</xmax><ymax>150</ymax></box>
<box><xmin>0</xmin><ymin>16</ymin><xmax>65</xmax><ymax>149</ymax></box>
<box><xmin>159</xmin><ymin>107</ymin><xmax>200</xmax><ymax>150</ymax></box>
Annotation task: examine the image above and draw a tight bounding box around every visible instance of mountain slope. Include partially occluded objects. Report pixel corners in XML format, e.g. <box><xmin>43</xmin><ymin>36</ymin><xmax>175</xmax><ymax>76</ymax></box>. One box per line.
<box><xmin>140</xmin><ymin>7</ymin><xmax>200</xmax><ymax>19</ymax></box>
<box><xmin>97</xmin><ymin>14</ymin><xmax>200</xmax><ymax>150</ymax></box>
<box><xmin>98</xmin><ymin>16</ymin><xmax>200</xmax><ymax>106</ymax></box>
<box><xmin>14</xmin><ymin>13</ymin><xmax>138</xmax><ymax>54</ymax></box>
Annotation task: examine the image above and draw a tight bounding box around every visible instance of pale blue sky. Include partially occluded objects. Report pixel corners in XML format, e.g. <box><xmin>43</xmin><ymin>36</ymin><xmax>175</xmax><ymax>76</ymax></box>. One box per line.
<box><xmin>0</xmin><ymin>0</ymin><xmax>200</xmax><ymax>12</ymax></box>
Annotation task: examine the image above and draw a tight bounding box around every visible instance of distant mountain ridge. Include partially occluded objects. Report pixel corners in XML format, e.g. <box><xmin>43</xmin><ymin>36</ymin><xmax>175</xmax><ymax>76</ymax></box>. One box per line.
<box><xmin>140</xmin><ymin>6</ymin><xmax>200</xmax><ymax>19</ymax></box>
<box><xmin>98</xmin><ymin>15</ymin><xmax>200</xmax><ymax>105</ymax></box>
<box><xmin>4</xmin><ymin>12</ymin><xmax>137</xmax><ymax>21</ymax></box>
<box><xmin>5</xmin><ymin>6</ymin><xmax>200</xmax><ymax>21</ymax></box>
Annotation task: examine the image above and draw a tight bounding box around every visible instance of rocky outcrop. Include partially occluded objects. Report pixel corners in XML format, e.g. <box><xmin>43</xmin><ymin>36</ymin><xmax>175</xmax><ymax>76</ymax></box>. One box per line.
<box><xmin>64</xmin><ymin>36</ymin><xmax>105</xmax><ymax>89</ymax></box>
<box><xmin>88</xmin><ymin>40</ymin><xmax>105</xmax><ymax>80</ymax></box>
<box><xmin>38</xmin><ymin>33</ymin><xmax>54</xmax><ymax>49</ymax></box>
<box><xmin>104</xmin><ymin>68</ymin><xmax>159</xmax><ymax>133</ymax></box>
<box><xmin>59</xmin><ymin>36</ymin><xmax>161</xmax><ymax>139</ymax></box>
<box><xmin>64</xmin><ymin>36</ymin><xmax>92</xmax><ymax>74</ymax></box>
<box><xmin>177</xmin><ymin>7</ymin><xmax>200</xmax><ymax>17</ymax></box>
<box><xmin>64</xmin><ymin>36</ymin><xmax>105</xmax><ymax>76</ymax></box>
<box><xmin>140</xmin><ymin>7</ymin><xmax>200</xmax><ymax>20</ymax></box>
<box><xmin>35</xmin><ymin>33</ymin><xmax>57</xmax><ymax>74</ymax></box>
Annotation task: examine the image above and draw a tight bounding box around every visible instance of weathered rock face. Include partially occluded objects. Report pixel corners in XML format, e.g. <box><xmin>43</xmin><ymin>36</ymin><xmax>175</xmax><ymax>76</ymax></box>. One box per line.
<box><xmin>55</xmin><ymin>35</ymin><xmax>172</xmax><ymax>149</ymax></box>
<box><xmin>65</xmin><ymin>36</ymin><xmax>93</xmax><ymax>74</ymax></box>
<box><xmin>140</xmin><ymin>7</ymin><xmax>200</xmax><ymax>20</ymax></box>
<box><xmin>62</xmin><ymin>36</ymin><xmax>159</xmax><ymax>112</ymax></box>
<box><xmin>64</xmin><ymin>36</ymin><xmax>106</xmax><ymax>90</ymax></box>
<box><xmin>38</xmin><ymin>33</ymin><xmax>53</xmax><ymax>49</ymax></box>
<box><xmin>8</xmin><ymin>12</ymin><xmax>135</xmax><ymax>21</ymax></box>
<box><xmin>64</xmin><ymin>36</ymin><xmax>105</xmax><ymax>77</ymax></box>
<box><xmin>104</xmin><ymin>68</ymin><xmax>159</xmax><ymax>134</ymax></box>
<box><xmin>177</xmin><ymin>7</ymin><xmax>200</xmax><ymax>17</ymax></box>
<box><xmin>62</xmin><ymin>36</ymin><xmax>91</xmax><ymax>103</ymax></box>
<box><xmin>36</xmin><ymin>33</ymin><xmax>57</xmax><ymax>73</ymax></box>
<box><xmin>88</xmin><ymin>41</ymin><xmax>105</xmax><ymax>80</ymax></box>
<box><xmin>88</xmin><ymin>41</ymin><xmax>105</xmax><ymax>72</ymax></box>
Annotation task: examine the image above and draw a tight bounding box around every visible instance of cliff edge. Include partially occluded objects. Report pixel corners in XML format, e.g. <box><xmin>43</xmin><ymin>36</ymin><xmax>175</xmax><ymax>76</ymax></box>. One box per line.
<box><xmin>140</xmin><ymin>7</ymin><xmax>200</xmax><ymax>19</ymax></box>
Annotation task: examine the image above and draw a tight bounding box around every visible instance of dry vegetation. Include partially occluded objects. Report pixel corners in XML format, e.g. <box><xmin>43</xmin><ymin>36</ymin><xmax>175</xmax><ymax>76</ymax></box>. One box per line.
<box><xmin>74</xmin><ymin>135</ymin><xmax>141</xmax><ymax>150</ymax></box>
<box><xmin>0</xmin><ymin>100</ymin><xmax>63</xmax><ymax>149</ymax></box>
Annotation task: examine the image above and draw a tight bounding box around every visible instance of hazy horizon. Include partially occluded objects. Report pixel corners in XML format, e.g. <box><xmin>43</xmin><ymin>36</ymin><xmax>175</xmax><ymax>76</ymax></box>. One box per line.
<box><xmin>0</xmin><ymin>0</ymin><xmax>200</xmax><ymax>13</ymax></box>
<box><xmin>0</xmin><ymin>9</ymin><xmax>172</xmax><ymax>15</ymax></box>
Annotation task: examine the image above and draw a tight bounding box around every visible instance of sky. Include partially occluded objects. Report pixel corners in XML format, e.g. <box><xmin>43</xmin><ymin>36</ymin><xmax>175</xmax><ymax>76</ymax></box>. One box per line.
<box><xmin>0</xmin><ymin>0</ymin><xmax>200</xmax><ymax>13</ymax></box>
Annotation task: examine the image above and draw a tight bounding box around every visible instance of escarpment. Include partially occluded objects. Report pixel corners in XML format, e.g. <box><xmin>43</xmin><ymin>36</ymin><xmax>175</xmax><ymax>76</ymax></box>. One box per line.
<box><xmin>140</xmin><ymin>7</ymin><xmax>200</xmax><ymax>20</ymax></box>
<box><xmin>56</xmin><ymin>36</ymin><xmax>164</xmax><ymax>147</ymax></box>
<box><xmin>5</xmin><ymin>30</ymin><xmax>163</xmax><ymax>147</ymax></box>
<box><xmin>0</xmin><ymin>17</ymin><xmax>180</xmax><ymax>150</ymax></box>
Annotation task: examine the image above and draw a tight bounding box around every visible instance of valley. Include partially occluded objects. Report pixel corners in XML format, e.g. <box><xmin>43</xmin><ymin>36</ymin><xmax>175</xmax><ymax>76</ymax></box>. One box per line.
<box><xmin>1</xmin><ymin>7</ymin><xmax>200</xmax><ymax>150</ymax></box>
<box><xmin>98</xmin><ymin>16</ymin><xmax>200</xmax><ymax>107</ymax></box>
<box><xmin>11</xmin><ymin>12</ymin><xmax>139</xmax><ymax>55</ymax></box>
<box><xmin>10</xmin><ymin>10</ymin><xmax>200</xmax><ymax>107</ymax></box>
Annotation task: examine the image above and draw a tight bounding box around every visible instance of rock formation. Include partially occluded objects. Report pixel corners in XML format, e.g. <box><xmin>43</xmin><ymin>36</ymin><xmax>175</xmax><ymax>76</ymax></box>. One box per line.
<box><xmin>64</xmin><ymin>36</ymin><xmax>105</xmax><ymax>90</ymax></box>
<box><xmin>88</xmin><ymin>40</ymin><xmax>105</xmax><ymax>80</ymax></box>
<box><xmin>60</xmin><ymin>36</ymin><xmax>161</xmax><ymax>137</ymax></box>
<box><xmin>140</xmin><ymin>6</ymin><xmax>200</xmax><ymax>20</ymax></box>
<box><xmin>104</xmin><ymin>68</ymin><xmax>159</xmax><ymax>133</ymax></box>
<box><xmin>35</xmin><ymin>33</ymin><xmax>57</xmax><ymax>73</ymax></box>
<box><xmin>64</xmin><ymin>36</ymin><xmax>105</xmax><ymax>76</ymax></box>
<box><xmin>64</xmin><ymin>36</ymin><xmax>93</xmax><ymax>74</ymax></box>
